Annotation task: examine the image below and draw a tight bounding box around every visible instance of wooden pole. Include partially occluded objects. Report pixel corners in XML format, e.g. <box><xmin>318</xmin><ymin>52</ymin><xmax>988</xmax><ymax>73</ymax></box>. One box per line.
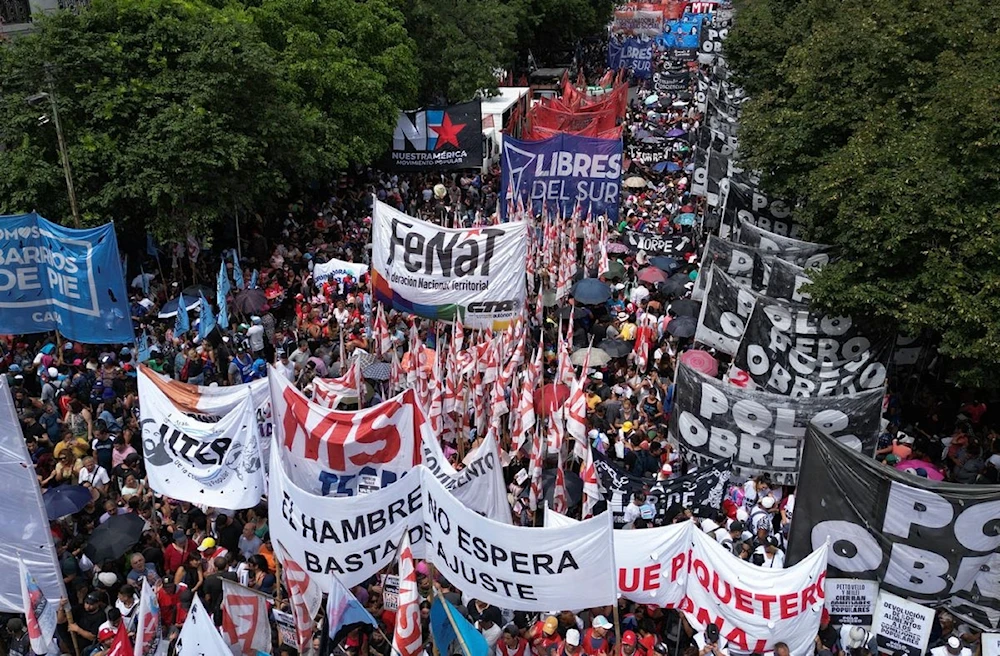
<box><xmin>61</xmin><ymin>598</ymin><xmax>82</xmax><ymax>656</ymax></box>
<box><xmin>427</xmin><ymin>563</ymin><xmax>442</xmax><ymax>656</ymax></box>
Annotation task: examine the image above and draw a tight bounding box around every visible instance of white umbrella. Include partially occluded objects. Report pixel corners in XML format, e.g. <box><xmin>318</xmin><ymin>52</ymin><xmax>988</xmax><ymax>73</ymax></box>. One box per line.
<box><xmin>571</xmin><ymin>347</ymin><xmax>611</xmax><ymax>367</ymax></box>
<box><xmin>624</xmin><ymin>176</ymin><xmax>648</xmax><ymax>189</ymax></box>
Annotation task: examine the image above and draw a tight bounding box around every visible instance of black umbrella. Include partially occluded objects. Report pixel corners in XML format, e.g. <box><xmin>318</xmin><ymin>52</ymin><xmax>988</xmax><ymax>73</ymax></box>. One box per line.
<box><xmin>84</xmin><ymin>512</ymin><xmax>146</xmax><ymax>562</ymax></box>
<box><xmin>231</xmin><ymin>289</ymin><xmax>268</xmax><ymax>315</ymax></box>
<box><xmin>558</xmin><ymin>305</ymin><xmax>588</xmax><ymax>321</ymax></box>
<box><xmin>669</xmin><ymin>299</ymin><xmax>701</xmax><ymax>317</ymax></box>
<box><xmin>572</xmin><ymin>279</ymin><xmax>611</xmax><ymax>305</ymax></box>
<box><xmin>43</xmin><ymin>485</ymin><xmax>93</xmax><ymax>519</ymax></box>
<box><xmin>597</xmin><ymin>339</ymin><xmax>632</xmax><ymax>358</ymax></box>
<box><xmin>667</xmin><ymin>316</ymin><xmax>697</xmax><ymax>338</ymax></box>
<box><xmin>363</xmin><ymin>362</ymin><xmax>392</xmax><ymax>381</ymax></box>
<box><xmin>182</xmin><ymin>284</ymin><xmax>214</xmax><ymax>300</ymax></box>
<box><xmin>650</xmin><ymin>256</ymin><xmax>682</xmax><ymax>275</ymax></box>
<box><xmin>658</xmin><ymin>275</ymin><xmax>689</xmax><ymax>299</ymax></box>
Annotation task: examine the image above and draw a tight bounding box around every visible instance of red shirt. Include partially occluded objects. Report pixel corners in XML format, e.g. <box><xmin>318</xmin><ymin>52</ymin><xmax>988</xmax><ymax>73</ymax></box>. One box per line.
<box><xmin>582</xmin><ymin>629</ymin><xmax>611</xmax><ymax>656</ymax></box>
<box><xmin>163</xmin><ymin>541</ymin><xmax>196</xmax><ymax>575</ymax></box>
<box><xmin>499</xmin><ymin>638</ymin><xmax>530</xmax><ymax>656</ymax></box>
<box><xmin>157</xmin><ymin>587</ymin><xmax>180</xmax><ymax>627</ymax></box>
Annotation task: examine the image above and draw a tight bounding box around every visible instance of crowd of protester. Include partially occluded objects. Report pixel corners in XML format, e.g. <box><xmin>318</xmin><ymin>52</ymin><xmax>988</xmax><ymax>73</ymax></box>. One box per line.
<box><xmin>2</xmin><ymin>21</ymin><xmax>998</xmax><ymax>656</ymax></box>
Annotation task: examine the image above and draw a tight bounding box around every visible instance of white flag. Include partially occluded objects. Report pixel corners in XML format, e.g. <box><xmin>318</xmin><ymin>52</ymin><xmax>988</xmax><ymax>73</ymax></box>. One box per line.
<box><xmin>176</xmin><ymin>595</ymin><xmax>230</xmax><ymax>655</ymax></box>
<box><xmin>135</xmin><ymin>578</ymin><xmax>166</xmax><ymax>656</ymax></box>
<box><xmin>19</xmin><ymin>558</ymin><xmax>57</xmax><ymax>656</ymax></box>
<box><xmin>221</xmin><ymin>578</ymin><xmax>272</xmax><ymax>655</ymax></box>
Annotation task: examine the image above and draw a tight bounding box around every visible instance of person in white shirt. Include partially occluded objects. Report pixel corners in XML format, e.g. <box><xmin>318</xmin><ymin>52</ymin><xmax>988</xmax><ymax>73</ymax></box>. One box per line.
<box><xmin>621</xmin><ymin>492</ymin><xmax>645</xmax><ymax>529</ymax></box>
<box><xmin>78</xmin><ymin>456</ymin><xmax>110</xmax><ymax>494</ymax></box>
<box><xmin>274</xmin><ymin>350</ymin><xmax>295</xmax><ymax>381</ymax></box>
<box><xmin>247</xmin><ymin>316</ymin><xmax>266</xmax><ymax>355</ymax></box>
<box><xmin>930</xmin><ymin>636</ymin><xmax>972</xmax><ymax>656</ymax></box>
<box><xmin>755</xmin><ymin>536</ymin><xmax>785</xmax><ymax>569</ymax></box>
<box><xmin>693</xmin><ymin>624</ymin><xmax>729</xmax><ymax>656</ymax></box>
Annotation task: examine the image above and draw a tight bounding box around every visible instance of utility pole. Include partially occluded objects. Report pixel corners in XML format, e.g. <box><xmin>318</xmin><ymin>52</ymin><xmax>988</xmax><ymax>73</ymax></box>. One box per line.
<box><xmin>29</xmin><ymin>67</ymin><xmax>81</xmax><ymax>227</ymax></box>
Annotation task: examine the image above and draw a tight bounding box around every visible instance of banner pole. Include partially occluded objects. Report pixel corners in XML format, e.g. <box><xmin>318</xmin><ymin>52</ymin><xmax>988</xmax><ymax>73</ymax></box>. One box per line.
<box><xmin>61</xmin><ymin>598</ymin><xmax>82</xmax><ymax>656</ymax></box>
<box><xmin>606</xmin><ymin>511</ymin><xmax>623</xmax><ymax>652</ymax></box>
<box><xmin>427</xmin><ymin>562</ymin><xmax>442</xmax><ymax>656</ymax></box>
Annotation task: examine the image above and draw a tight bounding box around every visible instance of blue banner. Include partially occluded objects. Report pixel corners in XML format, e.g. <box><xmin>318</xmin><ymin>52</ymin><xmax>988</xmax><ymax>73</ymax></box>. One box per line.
<box><xmin>0</xmin><ymin>213</ymin><xmax>132</xmax><ymax>343</ymax></box>
<box><xmin>608</xmin><ymin>37</ymin><xmax>654</xmax><ymax>79</ymax></box>
<box><xmin>659</xmin><ymin>14</ymin><xmax>705</xmax><ymax>50</ymax></box>
<box><xmin>500</xmin><ymin>134</ymin><xmax>623</xmax><ymax>221</ymax></box>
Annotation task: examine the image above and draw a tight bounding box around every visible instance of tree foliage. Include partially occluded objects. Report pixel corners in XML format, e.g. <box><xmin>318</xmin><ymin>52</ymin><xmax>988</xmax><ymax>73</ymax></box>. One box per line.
<box><xmin>725</xmin><ymin>0</ymin><xmax>1000</xmax><ymax>385</ymax></box>
<box><xmin>0</xmin><ymin>0</ymin><xmax>417</xmax><ymax>239</ymax></box>
<box><xmin>512</xmin><ymin>0</ymin><xmax>616</xmax><ymax>63</ymax></box>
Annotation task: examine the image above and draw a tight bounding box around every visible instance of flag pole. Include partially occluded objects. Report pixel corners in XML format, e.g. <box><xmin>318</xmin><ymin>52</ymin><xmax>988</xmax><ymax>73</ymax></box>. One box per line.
<box><xmin>426</xmin><ymin>562</ymin><xmax>442</xmax><ymax>656</ymax></box>
<box><xmin>60</xmin><ymin>599</ymin><xmax>81</xmax><ymax>656</ymax></box>
<box><xmin>607</xmin><ymin>511</ymin><xmax>623</xmax><ymax>653</ymax></box>
<box><xmin>441</xmin><ymin>598</ymin><xmax>473</xmax><ymax>656</ymax></box>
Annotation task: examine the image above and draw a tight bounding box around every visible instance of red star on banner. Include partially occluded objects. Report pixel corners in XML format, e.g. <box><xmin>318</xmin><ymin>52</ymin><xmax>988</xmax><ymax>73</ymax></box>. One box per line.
<box><xmin>431</xmin><ymin>113</ymin><xmax>466</xmax><ymax>149</ymax></box>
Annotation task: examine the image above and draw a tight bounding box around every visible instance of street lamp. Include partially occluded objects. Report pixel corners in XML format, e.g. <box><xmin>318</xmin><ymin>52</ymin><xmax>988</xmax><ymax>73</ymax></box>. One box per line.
<box><xmin>26</xmin><ymin>86</ymin><xmax>81</xmax><ymax>227</ymax></box>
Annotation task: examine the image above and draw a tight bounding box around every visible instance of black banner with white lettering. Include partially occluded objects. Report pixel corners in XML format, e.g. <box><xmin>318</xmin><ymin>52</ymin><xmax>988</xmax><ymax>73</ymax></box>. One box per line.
<box><xmin>668</xmin><ymin>364</ymin><xmax>882</xmax><ymax>485</ymax></box>
<box><xmin>389</xmin><ymin>100</ymin><xmax>483</xmax><ymax>171</ymax></box>
<box><xmin>732</xmin><ymin>296</ymin><xmax>892</xmax><ymax>397</ymax></box>
<box><xmin>621</xmin><ymin>229</ymin><xmax>694</xmax><ymax>256</ymax></box>
<box><xmin>736</xmin><ymin>218</ymin><xmax>832</xmax><ymax>267</ymax></box>
<box><xmin>592</xmin><ymin>450</ymin><xmax>730</xmax><ymax>528</ymax></box>
<box><xmin>654</xmin><ymin>71</ymin><xmax>691</xmax><ymax>93</ymax></box>
<box><xmin>766</xmin><ymin>258</ymin><xmax>812</xmax><ymax>303</ymax></box>
<box><xmin>694</xmin><ymin>266</ymin><xmax>758</xmax><ymax>356</ymax></box>
<box><xmin>787</xmin><ymin>427</ymin><xmax>1000</xmax><ymax>630</ymax></box>
<box><xmin>692</xmin><ymin>236</ymin><xmax>769</xmax><ymax>300</ymax></box>
<box><xmin>723</xmin><ymin>182</ymin><xmax>803</xmax><ymax>243</ymax></box>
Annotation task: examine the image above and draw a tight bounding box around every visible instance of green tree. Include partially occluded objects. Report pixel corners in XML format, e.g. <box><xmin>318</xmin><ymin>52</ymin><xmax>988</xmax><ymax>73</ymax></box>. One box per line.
<box><xmin>400</xmin><ymin>0</ymin><xmax>521</xmax><ymax>104</ymax></box>
<box><xmin>725</xmin><ymin>0</ymin><xmax>1000</xmax><ymax>385</ymax></box>
<box><xmin>512</xmin><ymin>0</ymin><xmax>615</xmax><ymax>64</ymax></box>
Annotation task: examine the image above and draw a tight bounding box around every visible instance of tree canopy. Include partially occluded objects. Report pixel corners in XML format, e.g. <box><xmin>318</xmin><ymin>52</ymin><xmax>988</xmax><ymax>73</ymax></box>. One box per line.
<box><xmin>725</xmin><ymin>0</ymin><xmax>1000</xmax><ymax>385</ymax></box>
<box><xmin>0</xmin><ymin>0</ymin><xmax>417</xmax><ymax>239</ymax></box>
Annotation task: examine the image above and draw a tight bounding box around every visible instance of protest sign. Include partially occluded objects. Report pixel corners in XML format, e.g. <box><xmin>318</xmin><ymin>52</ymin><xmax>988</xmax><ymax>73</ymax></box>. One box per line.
<box><xmin>269</xmin><ymin>367</ymin><xmax>426</xmax><ymax>496</ymax></box>
<box><xmin>612</xmin><ymin>9</ymin><xmax>664</xmax><ymax>36</ymax></box>
<box><xmin>736</xmin><ymin>218</ymin><xmax>831</xmax><ymax>267</ymax></box>
<box><xmin>0</xmin><ymin>378</ymin><xmax>65</xmax><ymax>612</ymax></box>
<box><xmin>733</xmin><ymin>296</ymin><xmax>891</xmax><ymax>397</ymax></box>
<box><xmin>824</xmin><ymin>578</ymin><xmax>878</xmax><ymax>627</ymax></box>
<box><xmin>390</xmin><ymin>101</ymin><xmax>482</xmax><ymax>170</ymax></box>
<box><xmin>501</xmin><ymin>133</ymin><xmax>623</xmax><ymax>221</ymax></box>
<box><xmin>871</xmin><ymin>591</ymin><xmax>934</xmax><ymax>656</ymax></box>
<box><xmin>272</xmin><ymin>610</ymin><xmax>298</xmax><ymax>649</ymax></box>
<box><xmin>692</xmin><ymin>236</ymin><xmax>767</xmax><ymax>300</ymax></box>
<box><xmin>312</xmin><ymin>258</ymin><xmax>369</xmax><ymax>285</ymax></box>
<box><xmin>139</xmin><ymin>371</ymin><xmax>265</xmax><ymax>509</ymax></box>
<box><xmin>0</xmin><ymin>213</ymin><xmax>132</xmax><ymax>343</ymax></box>
<box><xmin>592</xmin><ymin>451</ymin><xmax>729</xmax><ymax>527</ymax></box>
<box><xmin>608</xmin><ymin>37</ymin><xmax>654</xmax><ymax>78</ymax></box>
<box><xmin>695</xmin><ymin>266</ymin><xmax>758</xmax><ymax>356</ymax></box>
<box><xmin>668</xmin><ymin>364</ymin><xmax>883</xmax><ymax>484</ymax></box>
<box><xmin>421</xmin><ymin>432</ymin><xmax>512</xmax><ymax>524</ymax></box>
<box><xmin>621</xmin><ymin>230</ymin><xmax>694</xmax><ymax>256</ymax></box>
<box><xmin>268</xmin><ymin>446</ymin><xmax>426</xmax><ymax>588</ymax></box>
<box><xmin>380</xmin><ymin>574</ymin><xmax>399</xmax><ymax>611</ymax></box>
<box><xmin>371</xmin><ymin>200</ymin><xmax>527</xmax><ymax>329</ymax></box>
<box><xmin>788</xmin><ymin>426</ymin><xmax>1000</xmax><ymax>631</ymax></box>
<box><xmin>421</xmin><ymin>468</ymin><xmax>616</xmax><ymax>611</ymax></box>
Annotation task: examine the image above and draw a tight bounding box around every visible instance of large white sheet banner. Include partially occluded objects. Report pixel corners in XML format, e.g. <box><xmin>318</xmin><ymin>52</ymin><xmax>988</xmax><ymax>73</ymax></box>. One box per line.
<box><xmin>0</xmin><ymin>378</ymin><xmax>65</xmax><ymax>611</ymax></box>
<box><xmin>422</xmin><ymin>432</ymin><xmax>512</xmax><ymax>524</ymax></box>
<box><xmin>546</xmin><ymin>512</ymin><xmax>829</xmax><ymax>655</ymax></box>
<box><xmin>371</xmin><ymin>199</ymin><xmax>528</xmax><ymax>329</ymax></box>
<box><xmin>269</xmin><ymin>367</ymin><xmax>427</xmax><ymax>496</ymax></box>
<box><xmin>312</xmin><ymin>257</ymin><xmax>369</xmax><ymax>285</ymax></box>
<box><xmin>269</xmin><ymin>446</ymin><xmax>426</xmax><ymax>589</ymax></box>
<box><xmin>139</xmin><ymin>372</ymin><xmax>265</xmax><ymax>509</ymax></box>
<box><xmin>421</xmin><ymin>469</ymin><xmax>616</xmax><ymax>610</ymax></box>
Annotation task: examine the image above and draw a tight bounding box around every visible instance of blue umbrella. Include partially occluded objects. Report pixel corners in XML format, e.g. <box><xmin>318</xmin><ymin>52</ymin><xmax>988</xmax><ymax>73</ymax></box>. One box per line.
<box><xmin>676</xmin><ymin>213</ymin><xmax>697</xmax><ymax>226</ymax></box>
<box><xmin>653</xmin><ymin>161</ymin><xmax>681</xmax><ymax>173</ymax></box>
<box><xmin>572</xmin><ymin>279</ymin><xmax>612</xmax><ymax>305</ymax></box>
<box><xmin>43</xmin><ymin>485</ymin><xmax>93</xmax><ymax>519</ymax></box>
<box><xmin>666</xmin><ymin>128</ymin><xmax>687</xmax><ymax>138</ymax></box>
<box><xmin>650</xmin><ymin>256</ymin><xmax>682</xmax><ymax>274</ymax></box>
<box><xmin>156</xmin><ymin>295</ymin><xmax>200</xmax><ymax>319</ymax></box>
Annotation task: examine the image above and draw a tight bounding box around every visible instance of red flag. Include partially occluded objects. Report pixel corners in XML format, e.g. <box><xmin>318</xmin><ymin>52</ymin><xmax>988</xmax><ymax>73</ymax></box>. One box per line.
<box><xmin>109</xmin><ymin>621</ymin><xmax>135</xmax><ymax>656</ymax></box>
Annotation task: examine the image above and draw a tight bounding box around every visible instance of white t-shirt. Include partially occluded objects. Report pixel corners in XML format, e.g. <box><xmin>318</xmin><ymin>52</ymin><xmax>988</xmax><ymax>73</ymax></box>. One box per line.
<box><xmin>930</xmin><ymin>647</ymin><xmax>972</xmax><ymax>656</ymax></box>
<box><xmin>247</xmin><ymin>325</ymin><xmax>265</xmax><ymax>351</ymax></box>
<box><xmin>79</xmin><ymin>465</ymin><xmax>110</xmax><ymax>488</ymax></box>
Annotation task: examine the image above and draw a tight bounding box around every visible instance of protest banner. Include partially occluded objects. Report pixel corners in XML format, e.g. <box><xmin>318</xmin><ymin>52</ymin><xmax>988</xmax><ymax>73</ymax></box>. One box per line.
<box><xmin>269</xmin><ymin>367</ymin><xmax>427</xmax><ymax>496</ymax></box>
<box><xmin>695</xmin><ymin>266</ymin><xmax>758</xmax><ymax>356</ymax></box>
<box><xmin>621</xmin><ymin>229</ymin><xmax>694</xmax><ymax>256</ymax></box>
<box><xmin>545</xmin><ymin>515</ymin><xmax>830</xmax><ymax>655</ymax></box>
<box><xmin>421</xmin><ymin>432</ymin><xmax>512</xmax><ymax>524</ymax></box>
<box><xmin>371</xmin><ymin>200</ymin><xmax>527</xmax><ymax>329</ymax></box>
<box><xmin>732</xmin><ymin>296</ymin><xmax>892</xmax><ymax>397</ymax></box>
<box><xmin>722</xmin><ymin>183</ymin><xmax>802</xmax><ymax>245</ymax></box>
<box><xmin>312</xmin><ymin>258</ymin><xmax>369</xmax><ymax>285</ymax></box>
<box><xmin>692</xmin><ymin>236</ymin><xmax>768</xmax><ymax>300</ymax></box>
<box><xmin>612</xmin><ymin>9</ymin><xmax>664</xmax><ymax>36</ymax></box>
<box><xmin>607</xmin><ymin>37</ymin><xmax>654</xmax><ymax>79</ymax></box>
<box><xmin>139</xmin><ymin>371</ymin><xmax>265</xmax><ymax>509</ymax></box>
<box><xmin>824</xmin><ymin>578</ymin><xmax>879</xmax><ymax>627</ymax></box>
<box><xmin>221</xmin><ymin>578</ymin><xmax>273</xmax><ymax>655</ymax></box>
<box><xmin>766</xmin><ymin>257</ymin><xmax>813</xmax><ymax>303</ymax></box>
<box><xmin>268</xmin><ymin>446</ymin><xmax>427</xmax><ymax>588</ymax></box>
<box><xmin>668</xmin><ymin>364</ymin><xmax>883</xmax><ymax>484</ymax></box>
<box><xmin>389</xmin><ymin>101</ymin><xmax>482</xmax><ymax>170</ymax></box>
<box><xmin>0</xmin><ymin>213</ymin><xmax>132</xmax><ymax>343</ymax></box>
<box><xmin>735</xmin><ymin>218</ymin><xmax>831</xmax><ymax>267</ymax></box>
<box><xmin>591</xmin><ymin>450</ymin><xmax>729</xmax><ymax>527</ymax></box>
<box><xmin>501</xmin><ymin>133</ymin><xmax>623</xmax><ymax>221</ymax></box>
<box><xmin>0</xmin><ymin>378</ymin><xmax>65</xmax><ymax>612</ymax></box>
<box><xmin>871</xmin><ymin>591</ymin><xmax>934</xmax><ymax>656</ymax></box>
<box><xmin>788</xmin><ymin>426</ymin><xmax>1000</xmax><ymax>631</ymax></box>
<box><xmin>421</xmin><ymin>468</ymin><xmax>616</xmax><ymax>611</ymax></box>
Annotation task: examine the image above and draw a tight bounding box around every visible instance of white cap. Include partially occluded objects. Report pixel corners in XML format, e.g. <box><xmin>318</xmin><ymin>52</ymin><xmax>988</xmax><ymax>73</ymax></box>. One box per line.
<box><xmin>592</xmin><ymin>616</ymin><xmax>613</xmax><ymax>630</ymax></box>
<box><xmin>760</xmin><ymin>496</ymin><xmax>775</xmax><ymax>509</ymax></box>
<box><xmin>701</xmin><ymin>519</ymin><xmax>719</xmax><ymax>534</ymax></box>
<box><xmin>948</xmin><ymin>637</ymin><xmax>962</xmax><ymax>649</ymax></box>
<box><xmin>566</xmin><ymin>629</ymin><xmax>581</xmax><ymax>647</ymax></box>
<box><xmin>736</xmin><ymin>507</ymin><xmax>749</xmax><ymax>521</ymax></box>
<box><xmin>47</xmin><ymin>367</ymin><xmax>59</xmax><ymax>378</ymax></box>
<box><xmin>591</xmin><ymin>372</ymin><xmax>604</xmax><ymax>380</ymax></box>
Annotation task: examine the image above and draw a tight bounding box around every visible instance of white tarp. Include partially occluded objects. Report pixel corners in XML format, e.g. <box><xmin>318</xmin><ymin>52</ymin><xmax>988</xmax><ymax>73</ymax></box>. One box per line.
<box><xmin>371</xmin><ymin>199</ymin><xmax>528</xmax><ymax>329</ymax></box>
<box><xmin>0</xmin><ymin>377</ymin><xmax>65</xmax><ymax>612</ymax></box>
<box><xmin>421</xmin><ymin>432</ymin><xmax>512</xmax><ymax>524</ymax></box>
<box><xmin>421</xmin><ymin>468</ymin><xmax>616</xmax><ymax>610</ymax></box>
<box><xmin>269</xmin><ymin>366</ymin><xmax>427</xmax><ymax>496</ymax></box>
<box><xmin>312</xmin><ymin>257</ymin><xmax>369</xmax><ymax>285</ymax></box>
<box><xmin>139</xmin><ymin>371</ymin><xmax>265</xmax><ymax>509</ymax></box>
<box><xmin>546</xmin><ymin>512</ymin><xmax>829</xmax><ymax>655</ymax></box>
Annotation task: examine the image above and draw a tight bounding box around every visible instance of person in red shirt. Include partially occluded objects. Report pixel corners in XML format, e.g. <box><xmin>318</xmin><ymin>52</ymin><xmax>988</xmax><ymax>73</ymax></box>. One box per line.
<box><xmin>157</xmin><ymin>579</ymin><xmax>181</xmax><ymax>628</ymax></box>
<box><xmin>562</xmin><ymin>630</ymin><xmax>584</xmax><ymax>656</ymax></box>
<box><xmin>198</xmin><ymin>537</ymin><xmax>229</xmax><ymax>573</ymax></box>
<box><xmin>498</xmin><ymin>623</ymin><xmax>530</xmax><ymax>656</ymax></box>
<box><xmin>582</xmin><ymin>616</ymin><xmax>614</xmax><ymax>656</ymax></box>
<box><xmin>530</xmin><ymin>616</ymin><xmax>563</xmax><ymax>656</ymax></box>
<box><xmin>619</xmin><ymin>631</ymin><xmax>638</xmax><ymax>656</ymax></box>
<box><xmin>163</xmin><ymin>532</ymin><xmax>196</xmax><ymax>576</ymax></box>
